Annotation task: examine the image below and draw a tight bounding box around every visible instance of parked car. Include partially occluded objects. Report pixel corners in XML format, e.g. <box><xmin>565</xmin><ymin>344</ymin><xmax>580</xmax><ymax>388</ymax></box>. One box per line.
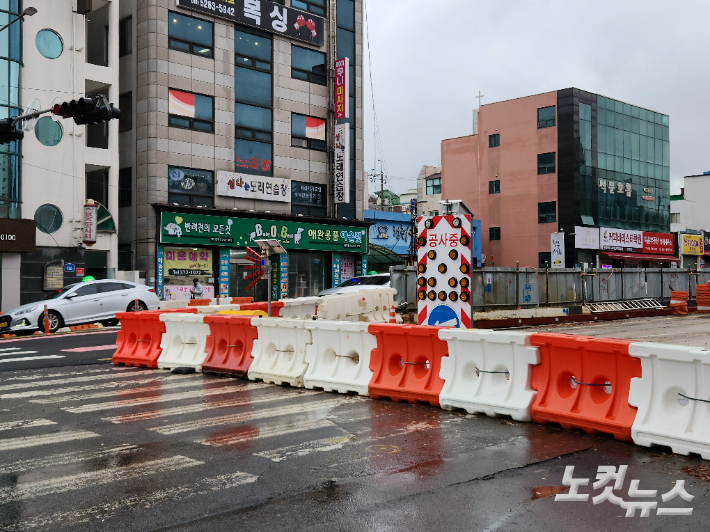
<box><xmin>318</xmin><ymin>273</ymin><xmax>391</xmax><ymax>296</ymax></box>
<box><xmin>0</xmin><ymin>280</ymin><xmax>160</xmax><ymax>335</ymax></box>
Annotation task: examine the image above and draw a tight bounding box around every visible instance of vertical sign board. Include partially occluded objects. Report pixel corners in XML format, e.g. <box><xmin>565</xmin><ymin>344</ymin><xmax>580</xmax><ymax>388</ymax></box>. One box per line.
<box><xmin>416</xmin><ymin>214</ymin><xmax>472</xmax><ymax>328</ymax></box>
<box><xmin>219</xmin><ymin>249</ymin><xmax>230</xmax><ymax>298</ymax></box>
<box><xmin>156</xmin><ymin>245</ymin><xmax>165</xmax><ymax>299</ymax></box>
<box><xmin>43</xmin><ymin>260</ymin><xmax>64</xmax><ymax>291</ymax></box>
<box><xmin>271</xmin><ymin>255</ymin><xmax>280</xmax><ymax>301</ymax></box>
<box><xmin>550</xmin><ymin>233</ymin><xmax>565</xmax><ymax>268</ymax></box>
<box><xmin>334</xmin><ymin>58</ymin><xmax>349</xmax><ymax>120</ymax></box>
<box><xmin>83</xmin><ymin>202</ymin><xmax>98</xmax><ymax>245</ymax></box>
<box><xmin>361</xmin><ymin>254</ymin><xmax>368</xmax><ymax>276</ymax></box>
<box><xmin>279</xmin><ymin>255</ymin><xmax>289</xmax><ymax>299</ymax></box>
<box><xmin>331</xmin><ymin>253</ymin><xmax>341</xmax><ymax>288</ymax></box>
<box><xmin>334</xmin><ymin>124</ymin><xmax>350</xmax><ymax>204</ymax></box>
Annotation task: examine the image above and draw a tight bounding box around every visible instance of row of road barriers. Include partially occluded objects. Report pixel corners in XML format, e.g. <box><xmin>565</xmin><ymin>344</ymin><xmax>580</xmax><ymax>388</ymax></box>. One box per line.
<box><xmin>113</xmin><ymin>305</ymin><xmax>710</xmax><ymax>460</ymax></box>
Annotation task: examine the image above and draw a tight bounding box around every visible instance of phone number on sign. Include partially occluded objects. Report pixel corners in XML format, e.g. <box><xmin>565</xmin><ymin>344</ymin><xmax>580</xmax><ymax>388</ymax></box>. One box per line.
<box><xmin>189</xmin><ymin>0</ymin><xmax>235</xmax><ymax>16</ymax></box>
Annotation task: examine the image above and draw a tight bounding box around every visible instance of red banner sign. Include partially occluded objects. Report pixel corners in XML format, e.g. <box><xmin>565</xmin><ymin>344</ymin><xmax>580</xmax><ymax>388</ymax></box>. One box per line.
<box><xmin>334</xmin><ymin>57</ymin><xmax>349</xmax><ymax>120</ymax></box>
<box><xmin>642</xmin><ymin>232</ymin><xmax>674</xmax><ymax>255</ymax></box>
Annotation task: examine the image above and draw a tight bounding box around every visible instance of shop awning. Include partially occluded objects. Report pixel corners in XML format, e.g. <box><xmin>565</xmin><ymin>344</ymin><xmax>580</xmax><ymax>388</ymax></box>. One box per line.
<box><xmin>601</xmin><ymin>251</ymin><xmax>681</xmax><ymax>263</ymax></box>
<box><xmin>367</xmin><ymin>243</ymin><xmax>406</xmax><ymax>272</ymax></box>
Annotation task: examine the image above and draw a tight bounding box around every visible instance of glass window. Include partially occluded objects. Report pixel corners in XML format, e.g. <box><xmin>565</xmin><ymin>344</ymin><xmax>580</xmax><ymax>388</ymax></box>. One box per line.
<box><xmin>34</xmin><ymin>204</ymin><xmax>63</xmax><ymax>234</ymax></box>
<box><xmin>537</xmin><ymin>153</ymin><xmax>555</xmax><ymax>175</ymax></box>
<box><xmin>489</xmin><ymin>180</ymin><xmax>500</xmax><ymax>194</ymax></box>
<box><xmin>168</xmin><ymin>11</ymin><xmax>213</xmax><ymax>57</ymax></box>
<box><xmin>235</xmin><ymin>102</ymin><xmax>272</xmax><ymax>132</ymax></box>
<box><xmin>337</xmin><ymin>28</ymin><xmax>354</xmax><ymax>60</ymax></box>
<box><xmin>291</xmin><ymin>181</ymin><xmax>326</xmax><ymax>217</ymax></box>
<box><xmin>426</xmin><ymin>177</ymin><xmax>442</xmax><ymax>195</ymax></box>
<box><xmin>538</xmin><ymin>202</ymin><xmax>556</xmax><ymax>223</ymax></box>
<box><xmin>489</xmin><ymin>227</ymin><xmax>501</xmax><ymax>241</ymax></box>
<box><xmin>34</xmin><ymin>117</ymin><xmax>63</xmax><ymax>146</ymax></box>
<box><xmin>292</xmin><ymin>0</ymin><xmax>326</xmax><ymax>16</ymax></box>
<box><xmin>168</xmin><ymin>166</ymin><xmax>214</xmax><ymax>207</ymax></box>
<box><xmin>291</xmin><ymin>45</ymin><xmax>326</xmax><ymax>85</ymax></box>
<box><xmin>168</xmin><ymin>89</ymin><xmax>214</xmax><ymax>132</ymax></box>
<box><xmin>538</xmin><ymin>106</ymin><xmax>555</xmax><ymax>128</ymax></box>
<box><xmin>337</xmin><ymin>0</ymin><xmax>355</xmax><ymax>30</ymax></box>
<box><xmin>288</xmin><ymin>251</ymin><xmax>328</xmax><ymax>298</ymax></box>
<box><xmin>118</xmin><ymin>92</ymin><xmax>132</xmax><ymax>132</ymax></box>
<box><xmin>74</xmin><ymin>284</ymin><xmax>99</xmax><ymax>297</ymax></box>
<box><xmin>87</xmin><ymin>170</ymin><xmax>109</xmax><ymax>206</ymax></box>
<box><xmin>539</xmin><ymin>252</ymin><xmax>552</xmax><ymax>268</ymax></box>
<box><xmin>119</xmin><ymin>168</ymin><xmax>132</xmax><ymax>208</ymax></box>
<box><xmin>36</xmin><ymin>29</ymin><xmax>63</xmax><ymax>59</ymax></box>
<box><xmin>235</xmin><ymin>138</ymin><xmax>273</xmax><ymax>177</ymax></box>
<box><xmin>234</xmin><ymin>28</ymin><xmax>271</xmax><ymax>62</ymax></box>
<box><xmin>291</xmin><ymin>113</ymin><xmax>326</xmax><ymax>151</ymax></box>
<box><xmin>234</xmin><ymin>67</ymin><xmax>272</xmax><ymax>107</ymax></box>
<box><xmin>119</xmin><ymin>17</ymin><xmax>132</xmax><ymax>57</ymax></box>
<box><xmin>98</xmin><ymin>282</ymin><xmax>126</xmax><ymax>293</ymax></box>
<box><xmin>488</xmin><ymin>134</ymin><xmax>500</xmax><ymax>148</ymax></box>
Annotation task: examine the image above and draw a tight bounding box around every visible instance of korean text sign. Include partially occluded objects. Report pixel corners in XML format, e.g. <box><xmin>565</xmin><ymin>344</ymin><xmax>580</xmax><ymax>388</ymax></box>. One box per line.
<box><xmin>681</xmin><ymin>234</ymin><xmax>703</xmax><ymax>256</ymax></box>
<box><xmin>83</xmin><ymin>203</ymin><xmax>98</xmax><ymax>245</ymax></box>
<box><xmin>216</xmin><ymin>171</ymin><xmax>291</xmax><ymax>203</ymax></box>
<box><xmin>176</xmin><ymin>0</ymin><xmax>325</xmax><ymax>47</ymax></box>
<box><xmin>160</xmin><ymin>211</ymin><xmax>367</xmax><ymax>253</ymax></box>
<box><xmin>574</xmin><ymin>226</ymin><xmax>599</xmax><ymax>250</ymax></box>
<box><xmin>334</xmin><ymin>124</ymin><xmax>350</xmax><ymax>204</ymax></box>
<box><xmin>334</xmin><ymin>57</ymin><xmax>349</xmax><ymax>120</ymax></box>
<box><xmin>642</xmin><ymin>232</ymin><xmax>674</xmax><ymax>255</ymax></box>
<box><xmin>601</xmin><ymin>228</ymin><xmax>643</xmax><ymax>252</ymax></box>
<box><xmin>164</xmin><ymin>248</ymin><xmax>213</xmax><ymax>276</ymax></box>
<box><xmin>550</xmin><ymin>232</ymin><xmax>565</xmax><ymax>268</ymax></box>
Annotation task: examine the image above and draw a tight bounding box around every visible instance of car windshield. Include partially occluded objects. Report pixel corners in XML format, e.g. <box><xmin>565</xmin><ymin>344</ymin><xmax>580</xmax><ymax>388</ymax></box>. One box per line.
<box><xmin>43</xmin><ymin>283</ymin><xmax>80</xmax><ymax>300</ymax></box>
<box><xmin>337</xmin><ymin>276</ymin><xmax>389</xmax><ymax>288</ymax></box>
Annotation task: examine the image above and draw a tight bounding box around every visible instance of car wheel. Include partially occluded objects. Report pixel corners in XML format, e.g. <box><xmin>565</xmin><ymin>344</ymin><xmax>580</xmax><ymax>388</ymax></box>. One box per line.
<box><xmin>126</xmin><ymin>301</ymin><xmax>147</xmax><ymax>312</ymax></box>
<box><xmin>37</xmin><ymin>311</ymin><xmax>63</xmax><ymax>334</ymax></box>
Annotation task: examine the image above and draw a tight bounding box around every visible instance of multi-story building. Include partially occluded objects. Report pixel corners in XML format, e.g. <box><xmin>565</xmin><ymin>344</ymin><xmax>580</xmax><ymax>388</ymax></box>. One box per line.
<box><xmin>416</xmin><ymin>165</ymin><xmax>441</xmax><ymax>216</ymax></box>
<box><xmin>118</xmin><ymin>0</ymin><xmax>366</xmax><ymax>301</ymax></box>
<box><xmin>670</xmin><ymin>175</ymin><xmax>710</xmax><ymax>268</ymax></box>
<box><xmin>442</xmin><ymin>88</ymin><xmax>672</xmax><ymax>268</ymax></box>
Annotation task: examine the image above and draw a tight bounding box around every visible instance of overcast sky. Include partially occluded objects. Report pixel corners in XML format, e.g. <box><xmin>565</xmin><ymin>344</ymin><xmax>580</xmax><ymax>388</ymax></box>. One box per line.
<box><xmin>363</xmin><ymin>0</ymin><xmax>707</xmax><ymax>196</ymax></box>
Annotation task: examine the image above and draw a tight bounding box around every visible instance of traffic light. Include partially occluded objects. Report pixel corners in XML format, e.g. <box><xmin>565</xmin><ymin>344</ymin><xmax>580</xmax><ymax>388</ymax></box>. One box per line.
<box><xmin>53</xmin><ymin>95</ymin><xmax>121</xmax><ymax>125</ymax></box>
<box><xmin>0</xmin><ymin>118</ymin><xmax>24</xmax><ymax>145</ymax></box>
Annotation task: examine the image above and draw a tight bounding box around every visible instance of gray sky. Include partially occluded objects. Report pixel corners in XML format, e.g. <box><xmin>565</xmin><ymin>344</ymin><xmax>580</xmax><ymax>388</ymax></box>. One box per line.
<box><xmin>363</xmin><ymin>0</ymin><xmax>708</xmax><ymax>196</ymax></box>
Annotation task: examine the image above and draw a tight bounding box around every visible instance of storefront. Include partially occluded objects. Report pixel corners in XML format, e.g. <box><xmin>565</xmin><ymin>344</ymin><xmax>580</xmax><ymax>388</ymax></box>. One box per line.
<box><xmin>364</xmin><ymin>210</ymin><xmax>411</xmax><ymax>273</ymax></box>
<box><xmin>155</xmin><ymin>207</ymin><xmax>369</xmax><ymax>301</ymax></box>
<box><xmin>574</xmin><ymin>226</ymin><xmax>679</xmax><ymax>268</ymax></box>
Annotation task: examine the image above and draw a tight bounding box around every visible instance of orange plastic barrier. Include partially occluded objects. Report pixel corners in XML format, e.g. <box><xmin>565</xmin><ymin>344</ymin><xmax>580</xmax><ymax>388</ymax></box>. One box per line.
<box><xmin>670</xmin><ymin>290</ymin><xmax>688</xmax><ymax>315</ymax></box>
<box><xmin>202</xmin><ymin>315</ymin><xmax>259</xmax><ymax>377</ymax></box>
<box><xmin>696</xmin><ymin>285</ymin><xmax>710</xmax><ymax>313</ymax></box>
<box><xmin>188</xmin><ymin>299</ymin><xmax>212</xmax><ymax>307</ymax></box>
<box><xmin>230</xmin><ymin>297</ymin><xmax>254</xmax><ymax>304</ymax></box>
<box><xmin>112</xmin><ymin>309</ymin><xmax>197</xmax><ymax>368</ymax></box>
<box><xmin>367</xmin><ymin>324</ymin><xmax>449</xmax><ymax>407</ymax></box>
<box><xmin>238</xmin><ymin>301</ymin><xmax>284</xmax><ymax>317</ymax></box>
<box><xmin>529</xmin><ymin>333</ymin><xmax>640</xmax><ymax>442</ymax></box>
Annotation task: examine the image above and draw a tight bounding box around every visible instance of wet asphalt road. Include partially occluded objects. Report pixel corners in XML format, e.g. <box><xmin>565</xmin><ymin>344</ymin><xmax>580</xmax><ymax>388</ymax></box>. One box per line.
<box><xmin>0</xmin><ymin>360</ymin><xmax>709</xmax><ymax>532</ymax></box>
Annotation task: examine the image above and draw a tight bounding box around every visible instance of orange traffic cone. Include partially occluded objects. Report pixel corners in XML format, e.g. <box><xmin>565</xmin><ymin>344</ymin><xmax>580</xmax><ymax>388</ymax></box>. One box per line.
<box><xmin>389</xmin><ymin>305</ymin><xmax>396</xmax><ymax>323</ymax></box>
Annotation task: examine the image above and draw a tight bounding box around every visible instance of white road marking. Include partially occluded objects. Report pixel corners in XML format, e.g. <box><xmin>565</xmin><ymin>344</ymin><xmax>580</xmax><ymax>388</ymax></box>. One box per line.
<box><xmin>0</xmin><ymin>430</ymin><xmax>100</xmax><ymax>452</ymax></box>
<box><xmin>0</xmin><ymin>419</ymin><xmax>57</xmax><ymax>432</ymax></box>
<box><xmin>0</xmin><ymin>455</ymin><xmax>204</xmax><ymax>503</ymax></box>
<box><xmin>0</xmin><ymin>351</ymin><xmax>38</xmax><ymax>357</ymax></box>
<box><xmin>201</xmin><ymin>418</ymin><xmax>338</xmax><ymax>446</ymax></box>
<box><xmin>0</xmin><ymin>347</ymin><xmax>21</xmax><ymax>352</ymax></box>
<box><xmin>0</xmin><ymin>356</ymin><xmax>64</xmax><ymax>364</ymax></box>
<box><xmin>254</xmin><ymin>436</ymin><xmax>355</xmax><ymax>462</ymax></box>
<box><xmin>1</xmin><ymin>366</ymin><xmax>135</xmax><ymax>382</ymax></box>
<box><xmin>64</xmin><ymin>383</ymin><xmax>264</xmax><ymax>413</ymax></box>
<box><xmin>103</xmin><ymin>389</ymin><xmax>320</xmax><ymax>424</ymax></box>
<box><xmin>153</xmin><ymin>398</ymin><xmax>346</xmax><ymax>435</ymax></box>
<box><xmin>0</xmin><ymin>370</ymin><xmax>145</xmax><ymax>391</ymax></box>
<box><xmin>0</xmin><ymin>445</ymin><xmax>141</xmax><ymax>474</ymax></box>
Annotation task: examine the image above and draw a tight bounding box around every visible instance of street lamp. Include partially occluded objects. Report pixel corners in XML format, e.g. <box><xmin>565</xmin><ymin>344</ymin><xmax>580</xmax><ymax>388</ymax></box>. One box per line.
<box><xmin>0</xmin><ymin>7</ymin><xmax>37</xmax><ymax>33</ymax></box>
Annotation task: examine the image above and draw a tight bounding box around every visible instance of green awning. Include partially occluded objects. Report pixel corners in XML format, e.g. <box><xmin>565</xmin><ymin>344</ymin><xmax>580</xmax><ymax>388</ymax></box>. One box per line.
<box><xmin>367</xmin><ymin>243</ymin><xmax>406</xmax><ymax>273</ymax></box>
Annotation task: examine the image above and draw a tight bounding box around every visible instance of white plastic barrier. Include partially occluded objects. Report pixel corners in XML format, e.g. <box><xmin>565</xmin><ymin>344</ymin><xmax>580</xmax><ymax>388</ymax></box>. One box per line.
<box><xmin>629</xmin><ymin>342</ymin><xmax>710</xmax><ymax>459</ymax></box>
<box><xmin>218</xmin><ymin>298</ymin><xmax>239</xmax><ymax>306</ymax></box>
<box><xmin>157</xmin><ymin>313</ymin><xmax>211</xmax><ymax>371</ymax></box>
<box><xmin>160</xmin><ymin>300</ymin><xmax>190</xmax><ymax>310</ymax></box>
<box><xmin>318</xmin><ymin>293</ymin><xmax>364</xmax><ymax>322</ymax></box>
<box><xmin>195</xmin><ymin>304</ymin><xmax>242</xmax><ymax>314</ymax></box>
<box><xmin>248</xmin><ymin>318</ymin><xmax>312</xmax><ymax>387</ymax></box>
<box><xmin>279</xmin><ymin>297</ymin><xmax>323</xmax><ymax>319</ymax></box>
<box><xmin>303</xmin><ymin>321</ymin><xmax>376</xmax><ymax>395</ymax></box>
<box><xmin>438</xmin><ymin>329</ymin><xmax>540</xmax><ymax>422</ymax></box>
<box><xmin>358</xmin><ymin>288</ymin><xmax>398</xmax><ymax>323</ymax></box>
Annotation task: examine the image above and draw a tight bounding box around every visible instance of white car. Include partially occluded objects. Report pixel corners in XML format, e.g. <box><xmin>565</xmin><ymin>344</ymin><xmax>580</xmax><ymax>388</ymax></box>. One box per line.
<box><xmin>318</xmin><ymin>274</ymin><xmax>391</xmax><ymax>296</ymax></box>
<box><xmin>0</xmin><ymin>280</ymin><xmax>160</xmax><ymax>335</ymax></box>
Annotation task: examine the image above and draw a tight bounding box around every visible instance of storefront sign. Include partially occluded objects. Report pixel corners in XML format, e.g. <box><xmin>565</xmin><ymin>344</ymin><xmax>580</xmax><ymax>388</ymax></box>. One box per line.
<box><xmin>550</xmin><ymin>233</ymin><xmax>565</xmax><ymax>268</ymax></box>
<box><xmin>83</xmin><ymin>202</ymin><xmax>98</xmax><ymax>245</ymax></box>
<box><xmin>216</xmin><ymin>172</ymin><xmax>290</xmax><ymax>203</ymax></box>
<box><xmin>76</xmin><ymin>267</ymin><xmax>85</xmax><ymax>277</ymax></box>
<box><xmin>0</xmin><ymin>218</ymin><xmax>36</xmax><ymax>253</ymax></box>
<box><xmin>681</xmin><ymin>234</ymin><xmax>704</xmax><ymax>256</ymax></box>
<box><xmin>334</xmin><ymin>124</ymin><xmax>350</xmax><ymax>204</ymax></box>
<box><xmin>164</xmin><ymin>248</ymin><xmax>213</xmax><ymax>276</ymax></box>
<box><xmin>341</xmin><ymin>253</ymin><xmax>355</xmax><ymax>281</ymax></box>
<box><xmin>176</xmin><ymin>0</ymin><xmax>325</xmax><ymax>47</ymax></box>
<box><xmin>43</xmin><ymin>260</ymin><xmax>64</xmax><ymax>291</ymax></box>
<box><xmin>164</xmin><ymin>285</ymin><xmax>215</xmax><ymax>301</ymax></box>
<box><xmin>271</xmin><ymin>256</ymin><xmax>279</xmax><ymax>300</ymax></box>
<box><xmin>219</xmin><ymin>249</ymin><xmax>230</xmax><ymax>298</ymax></box>
<box><xmin>703</xmin><ymin>231</ymin><xmax>710</xmax><ymax>254</ymax></box>
<box><xmin>160</xmin><ymin>212</ymin><xmax>367</xmax><ymax>253</ymax></box>
<box><xmin>601</xmin><ymin>228</ymin><xmax>643</xmax><ymax>252</ymax></box>
<box><xmin>331</xmin><ymin>253</ymin><xmax>341</xmax><ymax>288</ymax></box>
<box><xmin>334</xmin><ymin>57</ymin><xmax>349</xmax><ymax>120</ymax></box>
<box><xmin>574</xmin><ymin>226</ymin><xmax>599</xmax><ymax>250</ymax></box>
<box><xmin>292</xmin><ymin>182</ymin><xmax>325</xmax><ymax>208</ymax></box>
<box><xmin>367</xmin><ymin>213</ymin><xmax>412</xmax><ymax>256</ymax></box>
<box><xmin>599</xmin><ymin>180</ymin><xmax>632</xmax><ymax>197</ymax></box>
<box><xmin>643</xmin><ymin>232</ymin><xmax>674</xmax><ymax>255</ymax></box>
<box><xmin>361</xmin><ymin>255</ymin><xmax>368</xmax><ymax>276</ymax></box>
<box><xmin>280</xmin><ymin>255</ymin><xmax>289</xmax><ymax>298</ymax></box>
<box><xmin>156</xmin><ymin>245</ymin><xmax>164</xmax><ymax>299</ymax></box>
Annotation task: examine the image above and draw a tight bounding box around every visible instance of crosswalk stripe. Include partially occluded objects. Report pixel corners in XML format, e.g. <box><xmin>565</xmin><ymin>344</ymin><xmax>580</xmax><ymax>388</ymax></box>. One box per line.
<box><xmin>0</xmin><ymin>455</ymin><xmax>204</xmax><ymax>503</ymax></box>
<box><xmin>0</xmin><ymin>430</ymin><xmax>100</xmax><ymax>452</ymax></box>
<box><xmin>0</xmin><ymin>356</ymin><xmax>64</xmax><ymax>364</ymax></box>
<box><xmin>201</xmin><ymin>418</ymin><xmax>337</xmax><ymax>446</ymax></box>
<box><xmin>0</xmin><ymin>369</ymin><xmax>152</xmax><ymax>392</ymax></box>
<box><xmin>0</xmin><ymin>445</ymin><xmax>140</xmax><ymax>474</ymax></box>
<box><xmin>2</xmin><ymin>366</ymin><xmax>135</xmax><ymax>382</ymax></box>
<box><xmin>64</xmin><ymin>383</ymin><xmax>265</xmax><ymax>413</ymax></box>
<box><xmin>0</xmin><ymin>419</ymin><xmax>56</xmax><ymax>432</ymax></box>
<box><xmin>0</xmin><ymin>351</ymin><xmax>38</xmax><ymax>357</ymax></box>
<box><xmin>152</xmin><ymin>398</ymin><xmax>346</xmax><ymax>435</ymax></box>
<box><xmin>103</xmin><ymin>389</ymin><xmax>321</xmax><ymax>424</ymax></box>
<box><xmin>0</xmin><ymin>347</ymin><xmax>21</xmax><ymax>352</ymax></box>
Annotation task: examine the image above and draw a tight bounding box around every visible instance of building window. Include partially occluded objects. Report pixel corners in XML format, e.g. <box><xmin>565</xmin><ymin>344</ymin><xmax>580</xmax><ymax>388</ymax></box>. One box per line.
<box><xmin>291</xmin><ymin>114</ymin><xmax>326</xmax><ymax>151</ymax></box>
<box><xmin>670</xmin><ymin>212</ymin><xmax>680</xmax><ymax>224</ymax></box>
<box><xmin>168</xmin><ymin>11</ymin><xmax>213</xmax><ymax>58</ymax></box>
<box><xmin>291</xmin><ymin>45</ymin><xmax>326</xmax><ymax>85</ymax></box>
<box><xmin>538</xmin><ymin>201</ymin><xmax>557</xmax><ymax>223</ymax></box>
<box><xmin>34</xmin><ymin>204</ymin><xmax>63</xmax><ymax>234</ymax></box>
<box><xmin>235</xmin><ymin>138</ymin><xmax>273</xmax><ymax>177</ymax></box>
<box><xmin>36</xmin><ymin>29</ymin><xmax>63</xmax><ymax>59</ymax></box>
<box><xmin>119</xmin><ymin>17</ymin><xmax>132</xmax><ymax>57</ymax></box>
<box><xmin>489</xmin><ymin>180</ymin><xmax>500</xmax><ymax>194</ymax></box>
<box><xmin>426</xmin><ymin>177</ymin><xmax>442</xmax><ymax>195</ymax></box>
<box><xmin>34</xmin><ymin>117</ymin><xmax>63</xmax><ymax>147</ymax></box>
<box><xmin>168</xmin><ymin>89</ymin><xmax>214</xmax><ymax>133</ymax></box>
<box><xmin>538</xmin><ymin>106</ymin><xmax>555</xmax><ymax>128</ymax></box>
<box><xmin>489</xmin><ymin>134</ymin><xmax>500</xmax><ymax>148</ymax></box>
<box><xmin>489</xmin><ymin>227</ymin><xmax>501</xmax><ymax>241</ymax></box>
<box><xmin>86</xmin><ymin>170</ymin><xmax>109</xmax><ymax>206</ymax></box>
<box><xmin>292</xmin><ymin>181</ymin><xmax>326</xmax><ymax>217</ymax></box>
<box><xmin>291</xmin><ymin>0</ymin><xmax>326</xmax><ymax>15</ymax></box>
<box><xmin>119</xmin><ymin>168</ymin><xmax>132</xmax><ymax>208</ymax></box>
<box><xmin>539</xmin><ymin>252</ymin><xmax>552</xmax><ymax>268</ymax></box>
<box><xmin>168</xmin><ymin>167</ymin><xmax>214</xmax><ymax>207</ymax></box>
<box><xmin>538</xmin><ymin>152</ymin><xmax>556</xmax><ymax>175</ymax></box>
<box><xmin>118</xmin><ymin>92</ymin><xmax>132</xmax><ymax>132</ymax></box>
<box><xmin>235</xmin><ymin>28</ymin><xmax>272</xmax><ymax>72</ymax></box>
<box><xmin>235</xmin><ymin>29</ymin><xmax>272</xmax><ymax>145</ymax></box>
